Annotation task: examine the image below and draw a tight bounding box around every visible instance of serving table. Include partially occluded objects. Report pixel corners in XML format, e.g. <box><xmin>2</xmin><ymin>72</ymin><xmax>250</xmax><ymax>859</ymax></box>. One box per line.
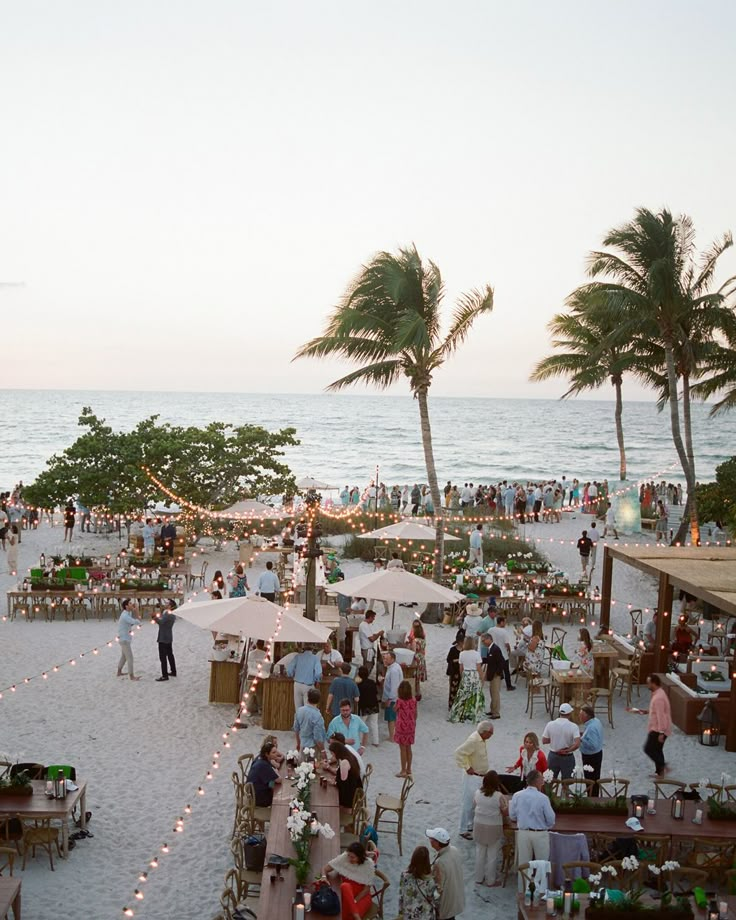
<box><xmin>257</xmin><ymin>763</ymin><xmax>340</xmax><ymax>917</ymax></box>
<box><xmin>0</xmin><ymin>878</ymin><xmax>21</xmax><ymax>920</ymax></box>
<box><xmin>0</xmin><ymin>779</ymin><xmax>87</xmax><ymax>858</ymax></box>
<box><xmin>261</xmin><ymin>677</ymin><xmax>334</xmax><ymax>731</ymax></box>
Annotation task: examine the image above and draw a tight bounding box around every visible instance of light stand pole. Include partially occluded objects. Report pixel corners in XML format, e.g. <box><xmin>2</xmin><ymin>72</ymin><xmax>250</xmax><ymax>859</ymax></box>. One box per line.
<box><xmin>303</xmin><ymin>489</ymin><xmax>322</xmax><ymax>621</ymax></box>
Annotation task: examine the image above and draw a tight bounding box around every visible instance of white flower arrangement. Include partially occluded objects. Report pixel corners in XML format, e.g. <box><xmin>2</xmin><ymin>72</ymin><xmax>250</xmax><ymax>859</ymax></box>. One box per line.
<box><xmin>583</xmin><ymin>764</ymin><xmax>595</xmax><ymax>773</ymax></box>
<box><xmin>302</xmin><ymin>747</ymin><xmax>315</xmax><ymax>759</ymax></box>
<box><xmin>600</xmin><ymin>865</ymin><xmax>618</xmax><ymax>877</ymax></box>
<box><xmin>317</xmin><ymin>822</ymin><xmax>335</xmax><ymax>839</ymax></box>
<box><xmin>543</xmin><ymin>769</ymin><xmax>555</xmax><ymax>783</ymax></box>
<box><xmin>588</xmin><ymin>873</ymin><xmax>602</xmax><ymax>886</ymax></box>
<box><xmin>286</xmin><ymin>749</ymin><xmax>299</xmax><ymax>762</ymax></box>
<box><xmin>621</xmin><ymin>856</ymin><xmax>639</xmax><ymax>872</ymax></box>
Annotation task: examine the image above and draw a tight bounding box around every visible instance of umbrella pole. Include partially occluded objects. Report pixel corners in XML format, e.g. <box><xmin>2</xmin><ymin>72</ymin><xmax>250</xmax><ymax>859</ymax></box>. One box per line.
<box><xmin>391</xmin><ymin>601</ymin><xmax>396</xmax><ymax>630</ymax></box>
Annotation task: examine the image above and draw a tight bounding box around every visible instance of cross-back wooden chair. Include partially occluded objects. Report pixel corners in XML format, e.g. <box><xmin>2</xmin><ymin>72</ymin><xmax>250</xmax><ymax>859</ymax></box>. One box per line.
<box><xmin>18</xmin><ymin>815</ymin><xmax>61</xmax><ymax>871</ymax></box>
<box><xmin>373</xmin><ymin>776</ymin><xmax>414</xmax><ymax>856</ymax></box>
<box><xmin>685</xmin><ymin>838</ymin><xmax>736</xmax><ymax>881</ymax></box>
<box><xmin>0</xmin><ymin>846</ymin><xmax>15</xmax><ymax>876</ymax></box>
<box><xmin>653</xmin><ymin>779</ymin><xmax>686</xmax><ymax>800</ymax></box>
<box><xmin>364</xmin><ymin>868</ymin><xmax>390</xmax><ymax>919</ymax></box>
<box><xmin>596</xmin><ymin>778</ymin><xmax>630</xmax><ymax>800</ymax></box>
<box><xmin>562</xmin><ymin>860</ymin><xmax>602</xmax><ymax>880</ymax></box>
<box><xmin>666</xmin><ymin>867</ymin><xmax>709</xmax><ymax>895</ymax></box>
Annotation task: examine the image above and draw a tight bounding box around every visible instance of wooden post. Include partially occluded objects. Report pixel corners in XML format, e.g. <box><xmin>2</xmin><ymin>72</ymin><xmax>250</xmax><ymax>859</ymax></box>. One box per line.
<box><xmin>653</xmin><ymin>573</ymin><xmax>673</xmax><ymax>675</ymax></box>
<box><xmin>727</xmin><ymin>653</ymin><xmax>736</xmax><ymax>753</ymax></box>
<box><xmin>599</xmin><ymin>547</ymin><xmax>613</xmax><ymax>634</ymax></box>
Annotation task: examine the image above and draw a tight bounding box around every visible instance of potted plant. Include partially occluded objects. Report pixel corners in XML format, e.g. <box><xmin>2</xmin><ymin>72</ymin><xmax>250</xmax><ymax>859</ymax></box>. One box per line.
<box><xmin>0</xmin><ymin>768</ymin><xmax>34</xmax><ymax>797</ymax></box>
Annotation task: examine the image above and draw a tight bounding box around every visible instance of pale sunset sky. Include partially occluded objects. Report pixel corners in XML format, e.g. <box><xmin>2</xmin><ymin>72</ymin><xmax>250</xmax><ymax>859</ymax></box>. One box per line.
<box><xmin>2</xmin><ymin>1</ymin><xmax>735</xmax><ymax>399</ymax></box>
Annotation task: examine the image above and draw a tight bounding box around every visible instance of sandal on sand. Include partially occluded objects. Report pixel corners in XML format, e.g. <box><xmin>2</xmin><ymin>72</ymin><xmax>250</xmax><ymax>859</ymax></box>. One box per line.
<box><xmin>460</xmin><ymin>832</ymin><xmax>473</xmax><ymax>840</ymax></box>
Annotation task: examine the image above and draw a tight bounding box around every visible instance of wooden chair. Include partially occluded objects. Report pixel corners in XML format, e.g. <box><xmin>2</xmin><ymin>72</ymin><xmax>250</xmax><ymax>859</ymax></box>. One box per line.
<box><xmin>559</xmin><ymin>779</ymin><xmax>597</xmax><ymax>799</ymax></box>
<box><xmin>18</xmin><ymin>815</ymin><xmax>61</xmax><ymax>871</ymax></box>
<box><xmin>586</xmin><ymin>686</ymin><xmax>614</xmax><ymax>728</ymax></box>
<box><xmin>551</xmin><ymin>627</ymin><xmax>568</xmax><ymax>650</ymax></box>
<box><xmin>237</xmin><ymin>754</ymin><xmax>254</xmax><ymax>785</ymax></box>
<box><xmin>362</xmin><ymin>763</ymin><xmax>373</xmax><ymax>800</ymax></box>
<box><xmin>518</xmin><ymin>862</ymin><xmax>551</xmax><ymax>891</ymax></box>
<box><xmin>373</xmin><ymin>776</ymin><xmax>414</xmax><ymax>856</ymax></box>
<box><xmin>653</xmin><ymin>779</ymin><xmax>686</xmax><ymax>800</ymax></box>
<box><xmin>603</xmin><ymin>859</ymin><xmax>643</xmax><ymax>889</ymax></box>
<box><xmin>588</xmin><ymin>834</ymin><xmax>622</xmax><ymax>865</ymax></box>
<box><xmin>190</xmin><ymin>561</ymin><xmax>209</xmax><ymax>590</ymax></box>
<box><xmin>666</xmin><ymin>867</ymin><xmax>709</xmax><ymax>895</ymax></box>
<box><xmin>0</xmin><ymin>761</ymin><xmax>10</xmax><ymax>780</ymax></box>
<box><xmin>562</xmin><ymin>860</ymin><xmax>602</xmax><ymax>880</ymax></box>
<box><xmin>525</xmin><ymin>669</ymin><xmax>551</xmax><ymax>718</ymax></box>
<box><xmin>633</xmin><ymin>834</ymin><xmax>670</xmax><ymax>867</ymax></box>
<box><xmin>685</xmin><ymin>838</ymin><xmax>736</xmax><ymax>881</ymax></box>
<box><xmin>596</xmin><ymin>778</ymin><xmax>630</xmax><ymax>799</ymax></box>
<box><xmin>231</xmin><ymin>772</ymin><xmax>245</xmax><ymax>838</ymax></box>
<box><xmin>629</xmin><ymin>609</ymin><xmax>644</xmax><ymax>637</ymax></box>
<box><xmin>0</xmin><ymin>846</ymin><xmax>15</xmax><ymax>876</ymax></box>
<box><xmin>340</xmin><ymin>788</ymin><xmax>365</xmax><ymax>834</ymax></box>
<box><xmin>10</xmin><ymin>763</ymin><xmax>45</xmax><ymax>780</ymax></box>
<box><xmin>340</xmin><ymin>804</ymin><xmax>368</xmax><ymax>849</ymax></box>
<box><xmin>610</xmin><ymin>648</ymin><xmax>641</xmax><ymax>707</ymax></box>
<box><xmin>243</xmin><ymin>782</ymin><xmax>271</xmax><ymax>830</ymax></box>
<box><xmin>501</xmin><ymin>826</ymin><xmax>516</xmax><ymax>887</ymax></box>
<box><xmin>364</xmin><ymin>868</ymin><xmax>390</xmax><ymax>919</ymax></box>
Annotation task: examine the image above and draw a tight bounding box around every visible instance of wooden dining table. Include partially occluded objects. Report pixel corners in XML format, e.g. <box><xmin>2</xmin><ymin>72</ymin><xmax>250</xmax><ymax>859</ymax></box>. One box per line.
<box><xmin>0</xmin><ymin>779</ymin><xmax>87</xmax><ymax>857</ymax></box>
<box><xmin>257</xmin><ymin>762</ymin><xmax>341</xmax><ymax>917</ymax></box>
<box><xmin>0</xmin><ymin>878</ymin><xmax>21</xmax><ymax>920</ymax></box>
<box><xmin>551</xmin><ymin>668</ymin><xmax>593</xmax><ymax>707</ymax></box>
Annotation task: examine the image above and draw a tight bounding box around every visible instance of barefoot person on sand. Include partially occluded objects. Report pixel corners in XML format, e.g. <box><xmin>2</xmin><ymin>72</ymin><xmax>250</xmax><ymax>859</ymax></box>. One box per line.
<box><xmin>117</xmin><ymin>598</ymin><xmax>142</xmax><ymax>681</ymax></box>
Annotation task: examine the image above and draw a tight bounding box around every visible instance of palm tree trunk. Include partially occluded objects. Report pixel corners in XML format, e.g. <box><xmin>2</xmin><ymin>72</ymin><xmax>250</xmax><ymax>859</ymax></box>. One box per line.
<box><xmin>664</xmin><ymin>347</ymin><xmax>698</xmax><ymax>543</ymax></box>
<box><xmin>672</xmin><ymin>493</ymin><xmax>691</xmax><ymax>546</ymax></box>
<box><xmin>613</xmin><ymin>378</ymin><xmax>626</xmax><ymax>480</ymax></box>
<box><xmin>415</xmin><ymin>387</ymin><xmax>445</xmax><ymax>587</ymax></box>
<box><xmin>681</xmin><ymin>375</ymin><xmax>700</xmax><ymax>544</ymax></box>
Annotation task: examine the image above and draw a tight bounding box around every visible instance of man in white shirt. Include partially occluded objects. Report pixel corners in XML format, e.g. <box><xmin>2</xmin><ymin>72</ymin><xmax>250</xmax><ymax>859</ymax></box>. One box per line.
<box><xmin>380</xmin><ymin>651</ymin><xmax>403</xmax><ymax>742</ymax></box>
<box><xmin>542</xmin><ymin>703</ymin><xmax>581</xmax><ymax>779</ymax></box>
<box><xmin>602</xmin><ymin>502</ymin><xmax>619</xmax><ymax>540</ymax></box>
<box><xmin>588</xmin><ymin>521</ymin><xmax>600</xmax><ymax>569</ymax></box>
<box><xmin>460</xmin><ymin>483</ymin><xmax>473</xmax><ymax>508</ymax></box>
<box><xmin>358</xmin><ymin>610</ymin><xmax>384</xmax><ymax>672</ymax></box>
<box><xmin>533</xmin><ymin>485</ymin><xmax>543</xmax><ymax>522</ymax></box>
<box><xmin>489</xmin><ymin>615</ymin><xmax>515</xmax><ymax>691</ymax></box>
<box><xmin>320</xmin><ymin>640</ymin><xmax>343</xmax><ymax>672</ymax></box>
<box><xmin>469</xmin><ymin>524</ymin><xmax>483</xmax><ymax>566</ymax></box>
<box><xmin>386</xmin><ymin>553</ymin><xmax>404</xmax><ymax>571</ymax></box>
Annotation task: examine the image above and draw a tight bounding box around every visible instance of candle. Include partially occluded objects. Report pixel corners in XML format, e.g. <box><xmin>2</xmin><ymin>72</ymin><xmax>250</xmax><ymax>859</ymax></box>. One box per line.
<box><xmin>547</xmin><ymin>897</ymin><xmax>555</xmax><ymax>916</ymax></box>
<box><xmin>304</xmin><ymin>892</ymin><xmax>311</xmax><ymax>911</ymax></box>
<box><xmin>647</xmin><ymin>798</ymin><xmax>656</xmax><ymax>814</ymax></box>
<box><xmin>719</xmin><ymin>902</ymin><xmax>727</xmax><ymax>919</ymax></box>
<box><xmin>693</xmin><ymin>808</ymin><xmax>703</xmax><ymax>824</ymax></box>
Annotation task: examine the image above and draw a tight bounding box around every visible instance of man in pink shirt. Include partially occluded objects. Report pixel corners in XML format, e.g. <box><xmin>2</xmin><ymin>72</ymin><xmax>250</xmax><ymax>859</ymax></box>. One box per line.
<box><xmin>642</xmin><ymin>674</ymin><xmax>672</xmax><ymax>776</ymax></box>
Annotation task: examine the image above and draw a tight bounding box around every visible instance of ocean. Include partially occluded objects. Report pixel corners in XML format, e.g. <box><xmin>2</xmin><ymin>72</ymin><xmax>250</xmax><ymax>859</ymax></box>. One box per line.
<box><xmin>0</xmin><ymin>389</ymin><xmax>733</xmax><ymax>492</ymax></box>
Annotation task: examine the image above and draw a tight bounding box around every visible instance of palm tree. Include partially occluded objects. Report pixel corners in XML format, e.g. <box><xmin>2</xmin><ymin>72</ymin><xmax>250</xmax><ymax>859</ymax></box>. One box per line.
<box><xmin>693</xmin><ymin>337</ymin><xmax>736</xmax><ymax>414</ymax></box>
<box><xmin>294</xmin><ymin>244</ymin><xmax>494</xmax><ymax>585</ymax></box>
<box><xmin>530</xmin><ymin>288</ymin><xmax>639</xmax><ymax>481</ymax></box>
<box><xmin>585</xmin><ymin>208</ymin><xmax>735</xmax><ymax>544</ymax></box>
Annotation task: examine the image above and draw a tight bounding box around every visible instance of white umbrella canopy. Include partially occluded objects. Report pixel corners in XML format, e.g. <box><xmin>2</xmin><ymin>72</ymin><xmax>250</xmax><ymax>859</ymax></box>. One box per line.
<box><xmin>356</xmin><ymin>521</ymin><xmax>461</xmax><ymax>542</ymax></box>
<box><xmin>219</xmin><ymin>499</ymin><xmax>289</xmax><ymax>518</ymax></box>
<box><xmin>177</xmin><ymin>595</ymin><xmax>332</xmax><ymax>642</ymax></box>
<box><xmin>331</xmin><ymin>568</ymin><xmax>463</xmax><ymax>605</ymax></box>
<box><xmin>148</xmin><ymin>502</ymin><xmax>182</xmax><ymax>516</ymax></box>
<box><xmin>295</xmin><ymin>477</ymin><xmax>335</xmax><ymax>490</ymax></box>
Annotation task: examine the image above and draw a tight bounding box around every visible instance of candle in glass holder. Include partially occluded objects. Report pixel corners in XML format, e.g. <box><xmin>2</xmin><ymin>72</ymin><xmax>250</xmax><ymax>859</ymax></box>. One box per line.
<box><xmin>547</xmin><ymin>897</ymin><xmax>555</xmax><ymax>916</ymax></box>
<box><xmin>719</xmin><ymin>902</ymin><xmax>727</xmax><ymax>920</ymax></box>
<box><xmin>693</xmin><ymin>808</ymin><xmax>703</xmax><ymax>824</ymax></box>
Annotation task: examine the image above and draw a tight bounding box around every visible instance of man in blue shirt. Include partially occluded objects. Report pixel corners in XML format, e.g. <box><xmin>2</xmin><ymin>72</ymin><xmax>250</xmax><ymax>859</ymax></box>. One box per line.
<box><xmin>579</xmin><ymin>703</ymin><xmax>604</xmax><ymax>796</ymax></box>
<box><xmin>287</xmin><ymin>645</ymin><xmax>323</xmax><ymax>710</ymax></box>
<box><xmin>256</xmin><ymin>561</ymin><xmax>280</xmax><ymax>602</ymax></box>
<box><xmin>509</xmin><ymin>769</ymin><xmax>556</xmax><ymax>868</ymax></box>
<box><xmin>325</xmin><ymin>663</ymin><xmax>360</xmax><ymax>717</ymax></box>
<box><xmin>327</xmin><ymin>700</ymin><xmax>368</xmax><ymax>755</ymax></box>
<box><xmin>292</xmin><ymin>687</ymin><xmax>327</xmax><ymax>754</ymax></box>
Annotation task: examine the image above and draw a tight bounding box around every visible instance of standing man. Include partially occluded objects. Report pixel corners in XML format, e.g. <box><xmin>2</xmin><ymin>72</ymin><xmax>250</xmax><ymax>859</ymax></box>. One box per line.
<box><xmin>481</xmin><ymin>633</ymin><xmax>504</xmax><ymax>720</ymax></box>
<box><xmin>642</xmin><ymin>674</ymin><xmax>672</xmax><ymax>777</ymax></box>
<box><xmin>542</xmin><ymin>703</ymin><xmax>581</xmax><ymax>779</ymax></box>
<box><xmin>116</xmin><ymin>598</ymin><xmax>142</xmax><ymax>681</ymax></box>
<box><xmin>589</xmin><ymin>522</ymin><xmax>600</xmax><ymax>570</ymax></box>
<box><xmin>155</xmin><ymin>599</ymin><xmax>177</xmax><ymax>682</ymax></box>
<box><xmin>579</xmin><ymin>704</ymin><xmax>604</xmax><ymax>795</ymax></box>
<box><xmin>489</xmin><ymin>614</ymin><xmax>515</xmax><ymax>691</ymax></box>
<box><xmin>577</xmin><ymin>529</ymin><xmax>593</xmax><ymax>576</ymax></box>
<box><xmin>161</xmin><ymin>519</ymin><xmax>176</xmax><ymax>557</ymax></box>
<box><xmin>602</xmin><ymin>502</ymin><xmax>619</xmax><ymax>540</ymax></box>
<box><xmin>380</xmin><ymin>650</ymin><xmax>402</xmax><ymax>742</ymax></box>
<box><xmin>326</xmin><ymin>700</ymin><xmax>369</xmax><ymax>755</ymax></box>
<box><xmin>508</xmin><ymin>769</ymin><xmax>556</xmax><ymax>870</ymax></box>
<box><xmin>533</xmin><ymin>484</ymin><xmax>543</xmax><ymax>523</ymax></box>
<box><xmin>358</xmin><ymin>609</ymin><xmax>384</xmax><ymax>672</ymax></box>
<box><xmin>410</xmin><ymin>484</ymin><xmax>421</xmax><ymax>516</ymax></box>
<box><xmin>287</xmin><ymin>644</ymin><xmax>323</xmax><ymax>710</ymax></box>
<box><xmin>427</xmin><ymin>828</ymin><xmax>465</xmax><ymax>920</ymax></box>
<box><xmin>142</xmin><ymin>518</ymin><xmax>155</xmax><ymax>560</ymax></box>
<box><xmin>454</xmin><ymin>720</ymin><xmax>494</xmax><ymax>839</ymax></box>
<box><xmin>325</xmin><ymin>663</ymin><xmax>360</xmax><ymax>717</ymax></box>
<box><xmin>256</xmin><ymin>561</ymin><xmax>280</xmax><ymax>602</ymax></box>
<box><xmin>469</xmin><ymin>524</ymin><xmax>483</xmax><ymax>567</ymax></box>
<box><xmin>292</xmin><ymin>687</ymin><xmax>327</xmax><ymax>754</ymax></box>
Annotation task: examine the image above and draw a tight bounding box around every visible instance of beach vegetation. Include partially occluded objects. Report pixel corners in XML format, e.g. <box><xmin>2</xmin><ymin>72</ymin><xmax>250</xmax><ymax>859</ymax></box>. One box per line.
<box><xmin>696</xmin><ymin>455</ymin><xmax>736</xmax><ymax>535</ymax></box>
<box><xmin>294</xmin><ymin>244</ymin><xmax>494</xmax><ymax>599</ymax></box>
<box><xmin>23</xmin><ymin>407</ymin><xmax>298</xmax><ymax>515</ymax></box>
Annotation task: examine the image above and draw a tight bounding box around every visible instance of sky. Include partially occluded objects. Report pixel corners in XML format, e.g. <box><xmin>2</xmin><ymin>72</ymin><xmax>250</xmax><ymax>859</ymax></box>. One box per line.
<box><xmin>2</xmin><ymin>1</ymin><xmax>735</xmax><ymax>399</ymax></box>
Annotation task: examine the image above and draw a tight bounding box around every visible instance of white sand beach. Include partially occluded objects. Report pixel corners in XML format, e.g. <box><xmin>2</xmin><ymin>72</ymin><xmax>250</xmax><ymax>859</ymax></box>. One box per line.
<box><xmin>1</xmin><ymin>511</ymin><xmax>733</xmax><ymax>920</ymax></box>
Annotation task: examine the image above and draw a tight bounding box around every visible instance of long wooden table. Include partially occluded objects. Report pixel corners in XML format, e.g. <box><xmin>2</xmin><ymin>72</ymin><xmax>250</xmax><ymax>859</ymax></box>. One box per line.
<box><xmin>257</xmin><ymin>764</ymin><xmax>340</xmax><ymax>917</ymax></box>
<box><xmin>552</xmin><ymin>797</ymin><xmax>736</xmax><ymax>841</ymax></box>
<box><xmin>0</xmin><ymin>878</ymin><xmax>21</xmax><ymax>920</ymax></box>
<box><xmin>6</xmin><ymin>589</ymin><xmax>184</xmax><ymax>619</ymax></box>
<box><xmin>0</xmin><ymin>779</ymin><xmax>87</xmax><ymax>857</ymax></box>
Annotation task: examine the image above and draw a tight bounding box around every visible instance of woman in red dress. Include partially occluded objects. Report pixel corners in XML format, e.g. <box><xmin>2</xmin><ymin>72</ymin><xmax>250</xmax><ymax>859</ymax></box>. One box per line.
<box><xmin>394</xmin><ymin>679</ymin><xmax>418</xmax><ymax>778</ymax></box>
<box><xmin>323</xmin><ymin>842</ymin><xmax>377</xmax><ymax>920</ymax></box>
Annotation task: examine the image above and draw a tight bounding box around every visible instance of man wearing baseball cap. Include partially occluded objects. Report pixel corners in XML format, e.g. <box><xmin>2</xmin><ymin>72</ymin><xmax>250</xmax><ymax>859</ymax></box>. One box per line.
<box><xmin>426</xmin><ymin>827</ymin><xmax>465</xmax><ymax>919</ymax></box>
<box><xmin>542</xmin><ymin>703</ymin><xmax>581</xmax><ymax>779</ymax></box>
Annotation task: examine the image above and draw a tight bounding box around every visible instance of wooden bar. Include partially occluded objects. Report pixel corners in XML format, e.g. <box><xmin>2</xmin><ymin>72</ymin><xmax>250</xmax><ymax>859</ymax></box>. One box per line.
<box><xmin>599</xmin><ymin>547</ymin><xmax>613</xmax><ymax>633</ymax></box>
<box><xmin>261</xmin><ymin>678</ymin><xmax>334</xmax><ymax>731</ymax></box>
<box><xmin>209</xmin><ymin>659</ymin><xmax>242</xmax><ymax>704</ymax></box>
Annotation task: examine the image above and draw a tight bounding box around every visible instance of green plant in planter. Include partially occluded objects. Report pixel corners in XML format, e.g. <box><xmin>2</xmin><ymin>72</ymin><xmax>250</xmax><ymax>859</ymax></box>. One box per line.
<box><xmin>0</xmin><ymin>768</ymin><xmax>33</xmax><ymax>796</ymax></box>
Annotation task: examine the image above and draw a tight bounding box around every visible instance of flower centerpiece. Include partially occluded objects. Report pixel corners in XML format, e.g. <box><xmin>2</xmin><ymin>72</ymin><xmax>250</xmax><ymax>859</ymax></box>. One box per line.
<box><xmin>586</xmin><ymin>858</ymin><xmax>693</xmax><ymax>920</ymax></box>
<box><xmin>286</xmin><ymin>761</ymin><xmax>334</xmax><ymax>884</ymax></box>
<box><xmin>700</xmin><ymin>773</ymin><xmax>736</xmax><ymax>820</ymax></box>
<box><xmin>545</xmin><ymin>768</ymin><xmax>628</xmax><ymax>816</ymax></box>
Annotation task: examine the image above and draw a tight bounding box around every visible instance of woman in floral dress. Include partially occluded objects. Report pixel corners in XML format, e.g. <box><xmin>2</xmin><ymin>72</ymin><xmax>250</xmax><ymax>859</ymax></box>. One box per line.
<box><xmin>228</xmin><ymin>564</ymin><xmax>249</xmax><ymax>598</ymax></box>
<box><xmin>449</xmin><ymin>638</ymin><xmax>485</xmax><ymax>723</ymax></box>
<box><xmin>398</xmin><ymin>846</ymin><xmax>440</xmax><ymax>920</ymax></box>
<box><xmin>407</xmin><ymin>619</ymin><xmax>427</xmax><ymax>700</ymax></box>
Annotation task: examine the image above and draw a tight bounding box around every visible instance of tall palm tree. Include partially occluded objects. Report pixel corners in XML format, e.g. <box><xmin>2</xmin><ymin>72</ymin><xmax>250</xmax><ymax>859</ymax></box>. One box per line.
<box><xmin>294</xmin><ymin>244</ymin><xmax>494</xmax><ymax>585</ymax></box>
<box><xmin>530</xmin><ymin>288</ymin><xmax>638</xmax><ymax>481</ymax></box>
<box><xmin>693</xmin><ymin>336</ymin><xmax>736</xmax><ymax>414</ymax></box>
<box><xmin>585</xmin><ymin>208</ymin><xmax>735</xmax><ymax>544</ymax></box>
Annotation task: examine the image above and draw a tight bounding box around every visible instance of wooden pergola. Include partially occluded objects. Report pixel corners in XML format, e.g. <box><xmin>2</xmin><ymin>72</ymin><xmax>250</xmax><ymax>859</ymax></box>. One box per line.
<box><xmin>599</xmin><ymin>544</ymin><xmax>736</xmax><ymax>751</ymax></box>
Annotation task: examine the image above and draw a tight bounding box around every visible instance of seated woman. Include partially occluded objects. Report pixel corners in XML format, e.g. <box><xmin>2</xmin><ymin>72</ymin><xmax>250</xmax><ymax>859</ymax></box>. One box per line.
<box><xmin>245</xmin><ymin>740</ymin><xmax>281</xmax><ymax>807</ymax></box>
<box><xmin>262</xmin><ymin>734</ymin><xmax>285</xmax><ymax>767</ymax></box>
<box><xmin>325</xmin><ymin>740</ymin><xmax>363</xmax><ymax>809</ymax></box>
<box><xmin>574</xmin><ymin>627</ymin><xmax>594</xmax><ymax>673</ymax></box>
<box><xmin>671</xmin><ymin>615</ymin><xmax>698</xmax><ymax>658</ymax></box>
<box><xmin>323</xmin><ymin>841</ymin><xmax>377</xmax><ymax>920</ymax></box>
<box><xmin>506</xmin><ymin>731</ymin><xmax>548</xmax><ymax>785</ymax></box>
<box><xmin>523</xmin><ymin>620</ymin><xmax>547</xmax><ymax>675</ymax></box>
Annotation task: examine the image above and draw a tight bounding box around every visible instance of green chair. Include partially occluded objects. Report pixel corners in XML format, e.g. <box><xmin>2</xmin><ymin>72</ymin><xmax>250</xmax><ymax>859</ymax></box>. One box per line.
<box><xmin>46</xmin><ymin>765</ymin><xmax>76</xmax><ymax>781</ymax></box>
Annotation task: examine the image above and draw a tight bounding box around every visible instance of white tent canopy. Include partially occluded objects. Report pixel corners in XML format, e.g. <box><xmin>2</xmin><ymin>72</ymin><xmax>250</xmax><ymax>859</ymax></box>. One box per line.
<box><xmin>357</xmin><ymin>521</ymin><xmax>461</xmax><ymax>542</ymax></box>
<box><xmin>177</xmin><ymin>595</ymin><xmax>332</xmax><ymax>643</ymax></box>
<box><xmin>219</xmin><ymin>499</ymin><xmax>289</xmax><ymax>519</ymax></box>
<box><xmin>295</xmin><ymin>477</ymin><xmax>336</xmax><ymax>490</ymax></box>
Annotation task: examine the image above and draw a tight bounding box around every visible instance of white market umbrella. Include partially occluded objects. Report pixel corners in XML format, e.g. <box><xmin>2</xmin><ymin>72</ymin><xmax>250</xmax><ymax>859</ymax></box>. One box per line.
<box><xmin>149</xmin><ymin>502</ymin><xmax>182</xmax><ymax>516</ymax></box>
<box><xmin>178</xmin><ymin>594</ymin><xmax>332</xmax><ymax>643</ymax></box>
<box><xmin>332</xmin><ymin>568</ymin><xmax>463</xmax><ymax>628</ymax></box>
<box><xmin>356</xmin><ymin>521</ymin><xmax>461</xmax><ymax>542</ymax></box>
<box><xmin>296</xmin><ymin>477</ymin><xmax>336</xmax><ymax>490</ymax></box>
